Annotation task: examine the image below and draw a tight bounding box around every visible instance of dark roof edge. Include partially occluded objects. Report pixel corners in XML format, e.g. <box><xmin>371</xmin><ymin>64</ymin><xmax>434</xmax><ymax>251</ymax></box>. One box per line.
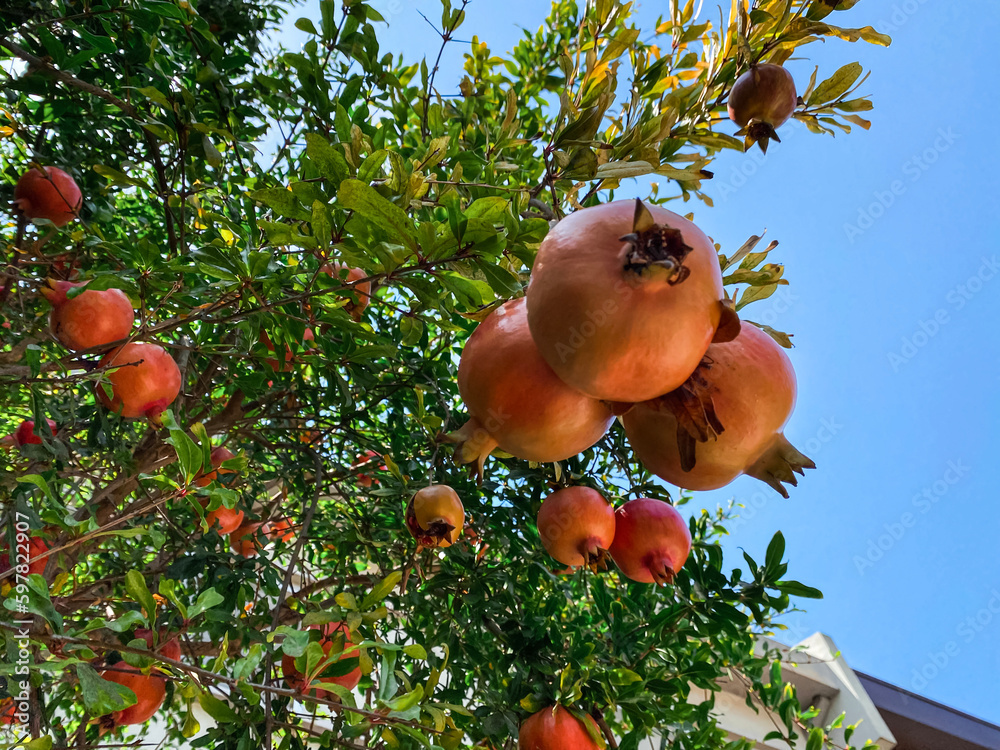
<box><xmin>855</xmin><ymin>670</ymin><xmax>1000</xmax><ymax>732</ymax></box>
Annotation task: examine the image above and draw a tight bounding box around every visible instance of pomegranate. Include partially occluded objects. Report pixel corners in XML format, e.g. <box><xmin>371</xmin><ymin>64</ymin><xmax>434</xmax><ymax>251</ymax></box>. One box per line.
<box><xmin>282</xmin><ymin>621</ymin><xmax>362</xmax><ymax>698</ymax></box>
<box><xmin>451</xmin><ymin>298</ymin><xmax>614</xmax><ymax>479</ymax></box>
<box><xmin>261</xmin><ymin>328</ymin><xmax>314</xmax><ymax>371</ymax></box>
<box><xmin>12</xmin><ymin>418</ymin><xmax>57</xmax><ymax>447</ymax></box>
<box><xmin>322</xmin><ymin>262</ymin><xmax>372</xmax><ymax>320</ymax></box>
<box><xmin>134</xmin><ymin>628</ymin><xmax>182</xmax><ymax>661</ymax></box>
<box><xmin>607</xmin><ymin>498</ymin><xmax>690</xmax><ymax>585</ymax></box>
<box><xmin>194</xmin><ymin>446</ymin><xmax>237</xmax><ymax>487</ymax></box>
<box><xmin>98</xmin><ymin>663</ymin><xmax>166</xmax><ymax>727</ymax></box>
<box><xmin>203</xmin><ymin>504</ymin><xmax>245</xmax><ymax>535</ymax></box>
<box><xmin>519</xmin><ymin>705</ymin><xmax>602</xmax><ymax>750</ymax></box>
<box><xmin>96</xmin><ymin>342</ymin><xmax>181</xmax><ymax>422</ymax></box>
<box><xmin>230</xmin><ymin>522</ymin><xmax>263</xmax><ymax>557</ymax></box>
<box><xmin>525</xmin><ymin>200</ymin><xmax>737</xmax><ymax>402</ymax></box>
<box><xmin>353</xmin><ymin>450</ymin><xmax>385</xmax><ymax>487</ymax></box>
<box><xmin>0</xmin><ymin>534</ymin><xmax>51</xmax><ymax>577</ymax></box>
<box><xmin>536</xmin><ymin>487</ymin><xmax>616</xmax><ymax>569</ymax></box>
<box><xmin>728</xmin><ymin>64</ymin><xmax>798</xmax><ymax>153</ymax></box>
<box><xmin>0</xmin><ymin>698</ymin><xmax>16</xmax><ymax>726</ymax></box>
<box><xmin>40</xmin><ymin>279</ymin><xmax>134</xmax><ymax>352</ymax></box>
<box><xmin>405</xmin><ymin>485</ymin><xmax>464</xmax><ymax>548</ymax></box>
<box><xmin>13</xmin><ymin>166</ymin><xmax>82</xmax><ymax>227</ymax></box>
<box><xmin>622</xmin><ymin>323</ymin><xmax>814</xmax><ymax>497</ymax></box>
<box><xmin>265</xmin><ymin>518</ymin><xmax>295</xmax><ymax>543</ymax></box>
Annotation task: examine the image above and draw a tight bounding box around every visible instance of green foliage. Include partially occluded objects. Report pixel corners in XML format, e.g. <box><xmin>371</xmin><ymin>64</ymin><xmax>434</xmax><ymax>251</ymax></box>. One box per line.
<box><xmin>0</xmin><ymin>1</ymin><xmax>887</xmax><ymax>748</ymax></box>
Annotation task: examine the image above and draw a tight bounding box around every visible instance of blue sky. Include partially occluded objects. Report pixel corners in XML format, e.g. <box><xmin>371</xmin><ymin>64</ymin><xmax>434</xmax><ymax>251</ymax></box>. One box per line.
<box><xmin>280</xmin><ymin>0</ymin><xmax>1000</xmax><ymax>724</ymax></box>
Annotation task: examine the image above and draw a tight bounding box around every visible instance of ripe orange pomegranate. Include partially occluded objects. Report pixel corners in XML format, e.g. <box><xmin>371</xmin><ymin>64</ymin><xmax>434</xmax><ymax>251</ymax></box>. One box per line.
<box><xmin>526</xmin><ymin>200</ymin><xmax>737</xmax><ymax>403</ymax></box>
<box><xmin>13</xmin><ymin>166</ymin><xmax>82</xmax><ymax>227</ymax></box>
<box><xmin>96</xmin><ymin>342</ymin><xmax>181</xmax><ymax>422</ymax></box>
<box><xmin>608</xmin><ymin>498</ymin><xmax>690</xmax><ymax>585</ymax></box>
<box><xmin>40</xmin><ymin>279</ymin><xmax>134</xmax><ymax>352</ymax></box>
<box><xmin>203</xmin><ymin>504</ymin><xmax>245</xmax><ymax>535</ymax></box>
<box><xmin>405</xmin><ymin>485</ymin><xmax>464</xmax><ymax>548</ymax></box>
<box><xmin>194</xmin><ymin>446</ymin><xmax>237</xmax><ymax>487</ymax></box>
<box><xmin>622</xmin><ymin>324</ymin><xmax>814</xmax><ymax>497</ymax></box>
<box><xmin>230</xmin><ymin>522</ymin><xmax>263</xmax><ymax>557</ymax></box>
<box><xmin>11</xmin><ymin>418</ymin><xmax>57</xmax><ymax>447</ymax></box>
<box><xmin>134</xmin><ymin>628</ymin><xmax>182</xmax><ymax>661</ymax></box>
<box><xmin>99</xmin><ymin>663</ymin><xmax>166</xmax><ymax>727</ymax></box>
<box><xmin>322</xmin><ymin>262</ymin><xmax>371</xmax><ymax>320</ymax></box>
<box><xmin>451</xmin><ymin>298</ymin><xmax>614</xmax><ymax>479</ymax></box>
<box><xmin>0</xmin><ymin>534</ymin><xmax>51</xmax><ymax>577</ymax></box>
<box><xmin>536</xmin><ymin>487</ymin><xmax>616</xmax><ymax>569</ymax></box>
<box><xmin>728</xmin><ymin>64</ymin><xmax>798</xmax><ymax>153</ymax></box>
<box><xmin>519</xmin><ymin>705</ymin><xmax>602</xmax><ymax>750</ymax></box>
<box><xmin>282</xmin><ymin>621</ymin><xmax>362</xmax><ymax>698</ymax></box>
<box><xmin>265</xmin><ymin>518</ymin><xmax>295</xmax><ymax>543</ymax></box>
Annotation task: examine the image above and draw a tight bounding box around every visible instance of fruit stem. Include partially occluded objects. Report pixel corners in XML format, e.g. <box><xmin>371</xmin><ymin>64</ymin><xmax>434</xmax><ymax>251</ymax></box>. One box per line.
<box><xmin>444</xmin><ymin>417</ymin><xmax>499</xmax><ymax>485</ymax></box>
<box><xmin>745</xmin><ymin>432</ymin><xmax>816</xmax><ymax>498</ymax></box>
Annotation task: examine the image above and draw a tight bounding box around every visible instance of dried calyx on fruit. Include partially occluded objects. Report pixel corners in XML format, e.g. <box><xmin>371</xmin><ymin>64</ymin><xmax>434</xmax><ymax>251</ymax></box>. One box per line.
<box><xmin>623</xmin><ymin>323</ymin><xmax>814</xmax><ymax>497</ymax></box>
<box><xmin>728</xmin><ymin>64</ymin><xmax>798</xmax><ymax>153</ymax></box>
<box><xmin>405</xmin><ymin>485</ymin><xmax>464</xmax><ymax>548</ymax></box>
<box><xmin>608</xmin><ymin>498</ymin><xmax>691</xmax><ymax>585</ymax></box>
<box><xmin>536</xmin><ymin>487</ymin><xmax>616</xmax><ymax>570</ymax></box>
<box><xmin>449</xmin><ymin>297</ymin><xmax>613</xmax><ymax>481</ymax></box>
<box><xmin>526</xmin><ymin>200</ymin><xmax>739</xmax><ymax>403</ymax></box>
<box><xmin>40</xmin><ymin>279</ymin><xmax>134</xmax><ymax>352</ymax></box>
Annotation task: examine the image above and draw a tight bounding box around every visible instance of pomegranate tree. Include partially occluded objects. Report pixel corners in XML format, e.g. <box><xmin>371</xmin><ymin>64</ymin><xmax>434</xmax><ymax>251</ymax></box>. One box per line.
<box><xmin>40</xmin><ymin>279</ymin><xmax>134</xmax><ymax>352</ymax></box>
<box><xmin>728</xmin><ymin>64</ymin><xmax>798</xmax><ymax>153</ymax></box>
<box><xmin>405</xmin><ymin>485</ymin><xmax>464</xmax><ymax>548</ymax></box>
<box><xmin>96</xmin><ymin>342</ymin><xmax>181</xmax><ymax>422</ymax></box>
<box><xmin>98</xmin><ymin>663</ymin><xmax>167</xmax><ymax>727</ymax></box>
<box><xmin>536</xmin><ymin>487</ymin><xmax>615</xmax><ymax>569</ymax></box>
<box><xmin>230</xmin><ymin>522</ymin><xmax>263</xmax><ymax>557</ymax></box>
<box><xmin>13</xmin><ymin>166</ymin><xmax>82</xmax><ymax>226</ymax></box>
<box><xmin>519</xmin><ymin>705</ymin><xmax>603</xmax><ymax>750</ymax></box>
<box><xmin>452</xmin><ymin>297</ymin><xmax>613</xmax><ymax>478</ymax></box>
<box><xmin>282</xmin><ymin>622</ymin><xmax>362</xmax><ymax>698</ymax></box>
<box><xmin>608</xmin><ymin>498</ymin><xmax>691</xmax><ymax>585</ymax></box>
<box><xmin>622</xmin><ymin>323</ymin><xmax>814</xmax><ymax>497</ymax></box>
<box><xmin>526</xmin><ymin>200</ymin><xmax>738</xmax><ymax>402</ymax></box>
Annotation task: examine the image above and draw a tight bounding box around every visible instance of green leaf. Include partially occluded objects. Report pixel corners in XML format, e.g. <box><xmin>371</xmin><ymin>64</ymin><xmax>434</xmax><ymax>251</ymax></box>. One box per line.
<box><xmin>188</xmin><ymin>588</ymin><xmax>224</xmax><ymax>619</ymax></box>
<box><xmin>76</xmin><ymin>663</ymin><xmax>137</xmax><ymax>716</ymax></box>
<box><xmin>775</xmin><ymin>580</ymin><xmax>824</xmax><ymax>599</ymax></box>
<box><xmin>806</xmin><ymin>727</ymin><xmax>824</xmax><ymax>750</ymax></box>
<box><xmin>161</xmin><ymin>411</ymin><xmax>203</xmax><ymax>481</ymax></box>
<box><xmin>198</xmin><ymin>691</ymin><xmax>240</xmax><ymax>724</ymax></box>
<box><xmin>765</xmin><ymin>531</ymin><xmax>785</xmax><ymax>572</ymax></box>
<box><xmin>361</xmin><ymin>571</ymin><xmax>402</xmax><ymax>610</ymax></box>
<box><xmin>808</xmin><ymin>62</ymin><xmax>863</xmax><ymax>105</ymax></box>
<box><xmin>338</xmin><ymin>179</ymin><xmax>418</xmax><ymax>252</ymax></box>
<box><xmin>305</xmin><ymin>133</ymin><xmax>350</xmax><ymax>185</ymax></box>
<box><xmin>125</xmin><ymin>570</ymin><xmax>157</xmax><ymax>621</ymax></box>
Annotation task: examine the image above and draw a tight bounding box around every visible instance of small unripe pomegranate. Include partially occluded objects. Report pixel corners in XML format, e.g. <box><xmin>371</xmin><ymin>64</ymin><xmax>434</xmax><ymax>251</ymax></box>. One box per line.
<box><xmin>526</xmin><ymin>200</ymin><xmax>737</xmax><ymax>402</ymax></box>
<box><xmin>608</xmin><ymin>498</ymin><xmax>690</xmax><ymax>585</ymax></box>
<box><xmin>519</xmin><ymin>705</ymin><xmax>602</xmax><ymax>750</ymax></box>
<box><xmin>322</xmin><ymin>262</ymin><xmax>372</xmax><ymax>320</ymax></box>
<box><xmin>40</xmin><ymin>279</ymin><xmax>134</xmax><ymax>351</ymax></box>
<box><xmin>623</xmin><ymin>323</ymin><xmax>814</xmax><ymax>497</ymax></box>
<box><xmin>98</xmin><ymin>663</ymin><xmax>166</xmax><ymax>727</ymax></box>
<box><xmin>728</xmin><ymin>64</ymin><xmax>798</xmax><ymax>153</ymax></box>
<box><xmin>194</xmin><ymin>446</ymin><xmax>237</xmax><ymax>487</ymax></box>
<box><xmin>11</xmin><ymin>418</ymin><xmax>57</xmax><ymax>447</ymax></box>
<box><xmin>134</xmin><ymin>628</ymin><xmax>182</xmax><ymax>661</ymax></box>
<box><xmin>405</xmin><ymin>485</ymin><xmax>464</xmax><ymax>548</ymax></box>
<box><xmin>282</xmin><ymin>622</ymin><xmax>362</xmax><ymax>698</ymax></box>
<box><xmin>536</xmin><ymin>487</ymin><xmax>616</xmax><ymax>569</ymax></box>
<box><xmin>451</xmin><ymin>298</ymin><xmax>613</xmax><ymax>480</ymax></box>
<box><xmin>96</xmin><ymin>342</ymin><xmax>181</xmax><ymax>423</ymax></box>
<box><xmin>13</xmin><ymin>166</ymin><xmax>82</xmax><ymax>227</ymax></box>
<box><xmin>230</xmin><ymin>522</ymin><xmax>263</xmax><ymax>557</ymax></box>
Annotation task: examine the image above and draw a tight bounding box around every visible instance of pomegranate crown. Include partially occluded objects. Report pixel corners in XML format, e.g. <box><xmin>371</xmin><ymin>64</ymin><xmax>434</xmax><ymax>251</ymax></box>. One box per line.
<box><xmin>39</xmin><ymin>278</ymin><xmax>86</xmax><ymax>307</ymax></box>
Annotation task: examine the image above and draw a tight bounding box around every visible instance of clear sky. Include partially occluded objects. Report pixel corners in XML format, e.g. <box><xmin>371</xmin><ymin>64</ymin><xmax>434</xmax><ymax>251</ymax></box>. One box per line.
<box><xmin>281</xmin><ymin>0</ymin><xmax>1000</xmax><ymax>725</ymax></box>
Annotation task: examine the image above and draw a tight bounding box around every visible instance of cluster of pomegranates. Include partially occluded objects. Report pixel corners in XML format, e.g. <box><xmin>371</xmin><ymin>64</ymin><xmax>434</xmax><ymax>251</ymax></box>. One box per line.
<box><xmin>452</xmin><ymin>198</ymin><xmax>813</xmax><ymax>499</ymax></box>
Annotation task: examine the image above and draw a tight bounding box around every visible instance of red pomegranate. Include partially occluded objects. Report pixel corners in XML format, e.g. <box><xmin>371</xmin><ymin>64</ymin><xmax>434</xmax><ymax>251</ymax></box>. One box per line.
<box><xmin>405</xmin><ymin>485</ymin><xmax>464</xmax><ymax>548</ymax></box>
<box><xmin>622</xmin><ymin>323</ymin><xmax>814</xmax><ymax>497</ymax></box>
<box><xmin>0</xmin><ymin>698</ymin><xmax>16</xmax><ymax>726</ymax></box>
<box><xmin>0</xmin><ymin>534</ymin><xmax>51</xmax><ymax>577</ymax></box>
<box><xmin>608</xmin><ymin>498</ymin><xmax>691</xmax><ymax>585</ymax></box>
<box><xmin>194</xmin><ymin>446</ymin><xmax>237</xmax><ymax>487</ymax></box>
<box><xmin>265</xmin><ymin>518</ymin><xmax>295</xmax><ymax>543</ymax></box>
<box><xmin>96</xmin><ymin>342</ymin><xmax>181</xmax><ymax>422</ymax></box>
<box><xmin>536</xmin><ymin>487</ymin><xmax>616</xmax><ymax>569</ymax></box>
<box><xmin>282</xmin><ymin>621</ymin><xmax>362</xmax><ymax>698</ymax></box>
<box><xmin>261</xmin><ymin>328</ymin><xmax>314</xmax><ymax>371</ymax></box>
<box><xmin>99</xmin><ymin>663</ymin><xmax>166</xmax><ymax>726</ymax></box>
<box><xmin>134</xmin><ymin>628</ymin><xmax>182</xmax><ymax>661</ymax></box>
<box><xmin>12</xmin><ymin>418</ymin><xmax>57</xmax><ymax>447</ymax></box>
<box><xmin>451</xmin><ymin>298</ymin><xmax>614</xmax><ymax>479</ymax></box>
<box><xmin>353</xmin><ymin>450</ymin><xmax>385</xmax><ymax>487</ymax></box>
<box><xmin>203</xmin><ymin>504</ymin><xmax>245</xmax><ymax>535</ymax></box>
<box><xmin>526</xmin><ymin>200</ymin><xmax>737</xmax><ymax>402</ymax></box>
<box><xmin>13</xmin><ymin>166</ymin><xmax>82</xmax><ymax>227</ymax></box>
<box><xmin>40</xmin><ymin>279</ymin><xmax>134</xmax><ymax>351</ymax></box>
<box><xmin>322</xmin><ymin>262</ymin><xmax>371</xmax><ymax>320</ymax></box>
<box><xmin>519</xmin><ymin>705</ymin><xmax>602</xmax><ymax>750</ymax></box>
<box><xmin>728</xmin><ymin>64</ymin><xmax>798</xmax><ymax>153</ymax></box>
<box><xmin>230</xmin><ymin>522</ymin><xmax>263</xmax><ymax>557</ymax></box>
